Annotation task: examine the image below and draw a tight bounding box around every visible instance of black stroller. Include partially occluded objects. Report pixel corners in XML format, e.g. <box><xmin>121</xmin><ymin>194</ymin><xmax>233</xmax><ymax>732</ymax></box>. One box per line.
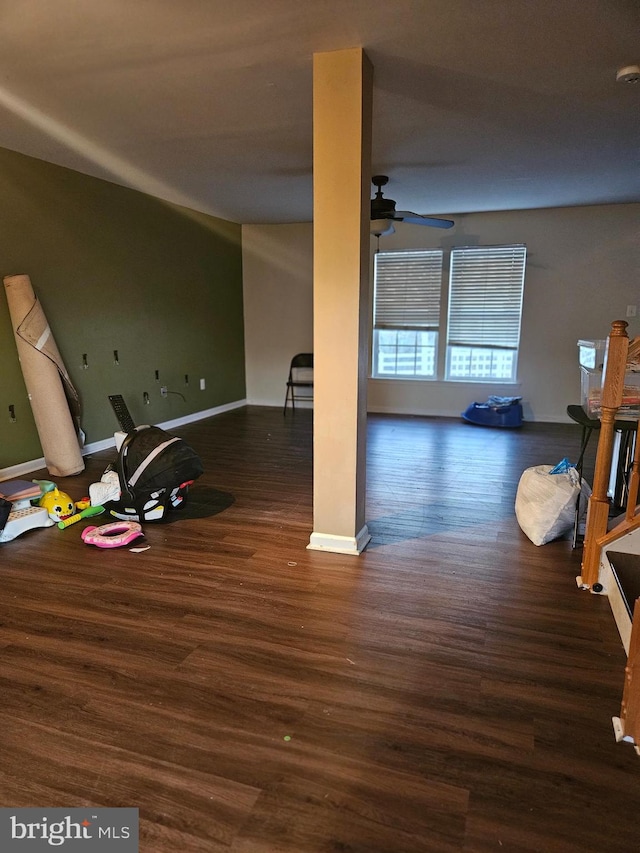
<box><xmin>105</xmin><ymin>425</ymin><xmax>204</xmax><ymax>522</ymax></box>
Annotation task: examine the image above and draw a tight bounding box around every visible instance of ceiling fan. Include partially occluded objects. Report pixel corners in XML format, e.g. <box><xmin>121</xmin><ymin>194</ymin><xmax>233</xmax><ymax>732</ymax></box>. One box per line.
<box><xmin>370</xmin><ymin>175</ymin><xmax>454</xmax><ymax>236</ymax></box>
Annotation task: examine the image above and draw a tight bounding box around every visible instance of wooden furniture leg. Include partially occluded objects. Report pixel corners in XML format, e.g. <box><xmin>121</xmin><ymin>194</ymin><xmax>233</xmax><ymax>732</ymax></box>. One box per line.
<box><xmin>580</xmin><ymin>321</ymin><xmax>629</xmax><ymax>588</ymax></box>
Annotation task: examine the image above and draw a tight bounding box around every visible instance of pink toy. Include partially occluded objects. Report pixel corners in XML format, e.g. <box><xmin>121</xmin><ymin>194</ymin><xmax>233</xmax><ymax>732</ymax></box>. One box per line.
<box><xmin>81</xmin><ymin>520</ymin><xmax>143</xmax><ymax>549</ymax></box>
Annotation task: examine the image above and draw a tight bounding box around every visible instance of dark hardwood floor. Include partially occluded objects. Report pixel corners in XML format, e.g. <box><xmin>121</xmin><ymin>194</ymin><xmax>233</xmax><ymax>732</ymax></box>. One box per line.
<box><xmin>1</xmin><ymin>407</ymin><xmax>637</xmax><ymax>852</ymax></box>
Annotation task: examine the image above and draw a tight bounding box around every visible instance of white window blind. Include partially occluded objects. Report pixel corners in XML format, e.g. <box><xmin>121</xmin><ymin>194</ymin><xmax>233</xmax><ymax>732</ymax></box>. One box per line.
<box><xmin>448</xmin><ymin>244</ymin><xmax>526</xmax><ymax>348</ymax></box>
<box><xmin>374</xmin><ymin>250</ymin><xmax>443</xmax><ymax>330</ymax></box>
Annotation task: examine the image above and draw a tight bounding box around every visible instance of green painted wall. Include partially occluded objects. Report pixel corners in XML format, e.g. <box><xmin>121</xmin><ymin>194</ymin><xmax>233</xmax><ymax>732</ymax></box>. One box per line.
<box><xmin>0</xmin><ymin>147</ymin><xmax>244</xmax><ymax>469</ymax></box>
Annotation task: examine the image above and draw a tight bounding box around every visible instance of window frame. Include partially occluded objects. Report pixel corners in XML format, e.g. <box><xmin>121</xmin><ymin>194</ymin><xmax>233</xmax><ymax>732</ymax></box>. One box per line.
<box><xmin>371</xmin><ymin>249</ymin><xmax>444</xmax><ymax>380</ymax></box>
<box><xmin>445</xmin><ymin>244</ymin><xmax>526</xmax><ymax>382</ymax></box>
<box><xmin>370</xmin><ymin>243</ymin><xmax>526</xmax><ymax>384</ymax></box>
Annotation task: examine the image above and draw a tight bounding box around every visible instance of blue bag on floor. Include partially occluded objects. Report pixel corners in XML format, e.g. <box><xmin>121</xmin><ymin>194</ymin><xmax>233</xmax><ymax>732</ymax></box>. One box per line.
<box><xmin>461</xmin><ymin>396</ymin><xmax>523</xmax><ymax>428</ymax></box>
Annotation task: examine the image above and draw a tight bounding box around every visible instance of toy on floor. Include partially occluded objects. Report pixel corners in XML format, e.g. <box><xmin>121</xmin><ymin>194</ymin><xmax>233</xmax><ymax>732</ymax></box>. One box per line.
<box><xmin>58</xmin><ymin>504</ymin><xmax>105</xmax><ymax>530</ymax></box>
<box><xmin>32</xmin><ymin>479</ymin><xmax>56</xmax><ymax>496</ymax></box>
<box><xmin>81</xmin><ymin>520</ymin><xmax>144</xmax><ymax>548</ymax></box>
<box><xmin>39</xmin><ymin>487</ymin><xmax>75</xmax><ymax>522</ymax></box>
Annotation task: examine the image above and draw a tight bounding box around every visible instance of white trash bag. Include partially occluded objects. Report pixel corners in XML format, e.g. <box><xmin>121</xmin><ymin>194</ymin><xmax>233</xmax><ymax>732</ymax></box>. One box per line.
<box><xmin>515</xmin><ymin>464</ymin><xmax>591</xmax><ymax>546</ymax></box>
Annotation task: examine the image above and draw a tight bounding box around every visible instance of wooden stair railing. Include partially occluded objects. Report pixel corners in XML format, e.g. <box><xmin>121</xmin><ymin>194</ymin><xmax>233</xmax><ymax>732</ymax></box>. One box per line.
<box><xmin>577</xmin><ymin>320</ymin><xmax>640</xmax><ymax>753</ymax></box>
<box><xmin>613</xmin><ymin>596</ymin><xmax>640</xmax><ymax>755</ymax></box>
<box><xmin>597</xmin><ymin>332</ymin><xmax>640</xmax><ymax>550</ymax></box>
<box><xmin>579</xmin><ymin>320</ymin><xmax>630</xmax><ymax>589</ymax></box>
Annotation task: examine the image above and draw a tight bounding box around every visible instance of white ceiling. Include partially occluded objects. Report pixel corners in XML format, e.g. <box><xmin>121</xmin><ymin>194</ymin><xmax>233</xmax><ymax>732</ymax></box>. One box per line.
<box><xmin>0</xmin><ymin>0</ymin><xmax>638</xmax><ymax>224</ymax></box>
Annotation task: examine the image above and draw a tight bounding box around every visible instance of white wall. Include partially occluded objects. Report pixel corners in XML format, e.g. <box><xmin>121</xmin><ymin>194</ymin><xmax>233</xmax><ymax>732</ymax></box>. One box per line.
<box><xmin>242</xmin><ymin>223</ymin><xmax>314</xmax><ymax>406</ymax></box>
<box><xmin>242</xmin><ymin>203</ymin><xmax>640</xmax><ymax>422</ymax></box>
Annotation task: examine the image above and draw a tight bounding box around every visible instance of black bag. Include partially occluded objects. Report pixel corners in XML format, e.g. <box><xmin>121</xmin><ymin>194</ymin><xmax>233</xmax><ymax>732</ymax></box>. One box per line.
<box><xmin>106</xmin><ymin>425</ymin><xmax>204</xmax><ymax>522</ymax></box>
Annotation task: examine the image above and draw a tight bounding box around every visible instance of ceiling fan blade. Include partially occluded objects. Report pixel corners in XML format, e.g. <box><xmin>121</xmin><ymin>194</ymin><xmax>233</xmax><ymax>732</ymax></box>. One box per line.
<box><xmin>395</xmin><ymin>211</ymin><xmax>455</xmax><ymax>229</ymax></box>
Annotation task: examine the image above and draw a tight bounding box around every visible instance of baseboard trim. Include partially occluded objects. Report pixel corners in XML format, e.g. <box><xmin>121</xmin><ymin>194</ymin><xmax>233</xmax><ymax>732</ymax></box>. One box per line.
<box><xmin>152</xmin><ymin>398</ymin><xmax>247</xmax><ymax>433</ymax></box>
<box><xmin>307</xmin><ymin>525</ymin><xmax>371</xmax><ymax>556</ymax></box>
<box><xmin>0</xmin><ymin>399</ymin><xmax>247</xmax><ymax>481</ymax></box>
<box><xmin>0</xmin><ymin>457</ymin><xmax>48</xmax><ymax>481</ymax></box>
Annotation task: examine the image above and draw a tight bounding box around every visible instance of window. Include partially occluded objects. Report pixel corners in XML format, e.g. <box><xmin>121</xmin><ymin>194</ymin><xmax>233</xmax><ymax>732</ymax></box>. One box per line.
<box><xmin>372</xmin><ymin>250</ymin><xmax>443</xmax><ymax>379</ymax></box>
<box><xmin>446</xmin><ymin>245</ymin><xmax>526</xmax><ymax>381</ymax></box>
<box><xmin>371</xmin><ymin>243</ymin><xmax>526</xmax><ymax>383</ymax></box>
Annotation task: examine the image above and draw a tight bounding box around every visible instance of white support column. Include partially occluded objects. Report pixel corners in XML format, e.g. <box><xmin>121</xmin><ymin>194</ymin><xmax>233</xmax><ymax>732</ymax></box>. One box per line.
<box><xmin>308</xmin><ymin>48</ymin><xmax>372</xmax><ymax>556</ymax></box>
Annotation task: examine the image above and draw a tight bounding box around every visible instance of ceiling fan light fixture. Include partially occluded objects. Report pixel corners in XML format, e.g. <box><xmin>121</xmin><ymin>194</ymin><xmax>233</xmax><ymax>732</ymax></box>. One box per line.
<box><xmin>370</xmin><ymin>174</ymin><xmax>454</xmax><ymax>230</ymax></box>
<box><xmin>371</xmin><ymin>220</ymin><xmax>395</xmax><ymax>238</ymax></box>
<box><xmin>616</xmin><ymin>64</ymin><xmax>640</xmax><ymax>83</ymax></box>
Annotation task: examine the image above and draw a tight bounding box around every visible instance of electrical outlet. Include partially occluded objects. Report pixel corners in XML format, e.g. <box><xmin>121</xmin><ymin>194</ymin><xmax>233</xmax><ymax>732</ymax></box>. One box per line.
<box><xmin>200</xmin><ymin>378</ymin><xmax>206</xmax><ymax>390</ymax></box>
<box><xmin>626</xmin><ymin>305</ymin><xmax>637</xmax><ymax>318</ymax></box>
<box><xmin>160</xmin><ymin>386</ymin><xmax>168</xmax><ymax>397</ymax></box>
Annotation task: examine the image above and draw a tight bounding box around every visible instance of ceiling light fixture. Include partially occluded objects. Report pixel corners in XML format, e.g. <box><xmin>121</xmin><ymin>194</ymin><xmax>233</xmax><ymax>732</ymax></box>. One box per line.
<box><xmin>370</xmin><ymin>219</ymin><xmax>395</xmax><ymax>238</ymax></box>
<box><xmin>616</xmin><ymin>65</ymin><xmax>640</xmax><ymax>83</ymax></box>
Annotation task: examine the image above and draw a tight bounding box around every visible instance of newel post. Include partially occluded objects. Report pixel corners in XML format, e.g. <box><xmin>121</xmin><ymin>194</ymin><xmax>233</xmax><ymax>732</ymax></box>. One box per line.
<box><xmin>580</xmin><ymin>320</ymin><xmax>629</xmax><ymax>588</ymax></box>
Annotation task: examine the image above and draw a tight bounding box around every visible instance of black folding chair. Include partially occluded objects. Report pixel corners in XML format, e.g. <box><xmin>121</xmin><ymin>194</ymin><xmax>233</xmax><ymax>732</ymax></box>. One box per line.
<box><xmin>283</xmin><ymin>353</ymin><xmax>314</xmax><ymax>414</ymax></box>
